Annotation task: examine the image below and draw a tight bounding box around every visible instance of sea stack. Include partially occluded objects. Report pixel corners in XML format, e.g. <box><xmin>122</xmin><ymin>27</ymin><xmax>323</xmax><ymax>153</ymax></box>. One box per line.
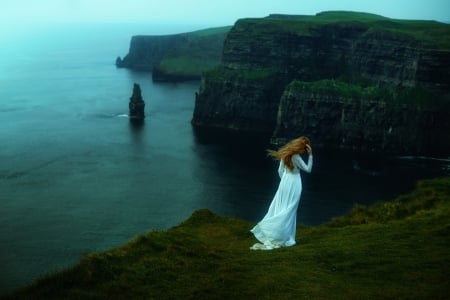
<box><xmin>129</xmin><ymin>83</ymin><xmax>145</xmax><ymax>124</ymax></box>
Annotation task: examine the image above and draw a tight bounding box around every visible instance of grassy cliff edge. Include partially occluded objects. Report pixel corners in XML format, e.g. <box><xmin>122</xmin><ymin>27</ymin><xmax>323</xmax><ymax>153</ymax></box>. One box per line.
<box><xmin>2</xmin><ymin>177</ymin><xmax>450</xmax><ymax>299</ymax></box>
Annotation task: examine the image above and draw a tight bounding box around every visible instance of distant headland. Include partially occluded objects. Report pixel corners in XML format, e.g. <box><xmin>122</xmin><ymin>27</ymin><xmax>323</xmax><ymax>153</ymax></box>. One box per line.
<box><xmin>116</xmin><ymin>26</ymin><xmax>230</xmax><ymax>82</ymax></box>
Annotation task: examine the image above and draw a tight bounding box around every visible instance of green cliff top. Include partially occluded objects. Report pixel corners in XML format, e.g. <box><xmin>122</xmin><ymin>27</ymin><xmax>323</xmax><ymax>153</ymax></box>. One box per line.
<box><xmin>289</xmin><ymin>79</ymin><xmax>450</xmax><ymax>106</ymax></box>
<box><xmin>187</xmin><ymin>26</ymin><xmax>232</xmax><ymax>37</ymax></box>
<box><xmin>3</xmin><ymin>176</ymin><xmax>450</xmax><ymax>299</ymax></box>
<box><xmin>236</xmin><ymin>11</ymin><xmax>450</xmax><ymax>49</ymax></box>
<box><xmin>157</xmin><ymin>26</ymin><xmax>231</xmax><ymax>76</ymax></box>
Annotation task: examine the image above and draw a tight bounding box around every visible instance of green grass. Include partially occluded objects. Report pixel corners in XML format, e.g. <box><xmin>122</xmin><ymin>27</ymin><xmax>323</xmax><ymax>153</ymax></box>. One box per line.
<box><xmin>328</xmin><ymin>176</ymin><xmax>450</xmax><ymax>225</ymax></box>
<box><xmin>2</xmin><ymin>177</ymin><xmax>450</xmax><ymax>299</ymax></box>
<box><xmin>156</xmin><ymin>11</ymin><xmax>450</xmax><ymax>78</ymax></box>
<box><xmin>288</xmin><ymin>79</ymin><xmax>450</xmax><ymax>107</ymax></box>
<box><xmin>240</xmin><ymin>11</ymin><xmax>450</xmax><ymax>49</ymax></box>
<box><xmin>158</xmin><ymin>56</ymin><xmax>219</xmax><ymax>76</ymax></box>
<box><xmin>154</xmin><ymin>26</ymin><xmax>231</xmax><ymax>77</ymax></box>
<box><xmin>238</xmin><ymin>67</ymin><xmax>275</xmax><ymax>80</ymax></box>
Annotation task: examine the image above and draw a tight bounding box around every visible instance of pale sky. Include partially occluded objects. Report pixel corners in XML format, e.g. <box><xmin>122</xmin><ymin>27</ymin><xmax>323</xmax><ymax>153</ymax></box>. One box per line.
<box><xmin>1</xmin><ymin>0</ymin><xmax>449</xmax><ymax>27</ymax></box>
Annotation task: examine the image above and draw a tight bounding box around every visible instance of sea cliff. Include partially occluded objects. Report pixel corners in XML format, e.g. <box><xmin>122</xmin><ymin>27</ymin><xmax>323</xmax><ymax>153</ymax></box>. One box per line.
<box><xmin>273</xmin><ymin>80</ymin><xmax>449</xmax><ymax>154</ymax></box>
<box><xmin>192</xmin><ymin>12</ymin><xmax>450</xmax><ymax>155</ymax></box>
<box><xmin>116</xmin><ymin>26</ymin><xmax>230</xmax><ymax>82</ymax></box>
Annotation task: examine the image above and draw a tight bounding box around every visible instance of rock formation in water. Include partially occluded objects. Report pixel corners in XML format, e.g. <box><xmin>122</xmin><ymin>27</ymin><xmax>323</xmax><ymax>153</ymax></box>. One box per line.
<box><xmin>129</xmin><ymin>83</ymin><xmax>145</xmax><ymax>124</ymax></box>
<box><xmin>116</xmin><ymin>27</ymin><xmax>230</xmax><ymax>82</ymax></box>
<box><xmin>192</xmin><ymin>11</ymin><xmax>450</xmax><ymax>155</ymax></box>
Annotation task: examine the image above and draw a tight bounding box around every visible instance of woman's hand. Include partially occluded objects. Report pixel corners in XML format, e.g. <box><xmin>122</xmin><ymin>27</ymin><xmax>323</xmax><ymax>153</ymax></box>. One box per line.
<box><xmin>306</xmin><ymin>144</ymin><xmax>312</xmax><ymax>155</ymax></box>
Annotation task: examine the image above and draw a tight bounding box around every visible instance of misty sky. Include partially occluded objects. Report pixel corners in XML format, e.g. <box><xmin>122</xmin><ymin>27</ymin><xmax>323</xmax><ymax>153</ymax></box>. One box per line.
<box><xmin>1</xmin><ymin>0</ymin><xmax>449</xmax><ymax>27</ymax></box>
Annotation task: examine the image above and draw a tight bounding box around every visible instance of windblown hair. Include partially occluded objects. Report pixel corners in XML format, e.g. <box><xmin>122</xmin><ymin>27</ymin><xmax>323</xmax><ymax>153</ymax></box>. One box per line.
<box><xmin>267</xmin><ymin>136</ymin><xmax>311</xmax><ymax>171</ymax></box>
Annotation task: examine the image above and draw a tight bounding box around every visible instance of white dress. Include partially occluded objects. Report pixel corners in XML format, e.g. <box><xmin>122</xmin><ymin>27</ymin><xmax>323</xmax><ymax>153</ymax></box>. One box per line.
<box><xmin>250</xmin><ymin>154</ymin><xmax>313</xmax><ymax>250</ymax></box>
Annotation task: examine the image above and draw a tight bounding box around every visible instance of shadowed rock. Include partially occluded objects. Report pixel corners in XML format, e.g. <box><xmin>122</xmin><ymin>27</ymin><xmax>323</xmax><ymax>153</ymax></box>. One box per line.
<box><xmin>129</xmin><ymin>83</ymin><xmax>145</xmax><ymax>125</ymax></box>
<box><xmin>192</xmin><ymin>12</ymin><xmax>450</xmax><ymax>155</ymax></box>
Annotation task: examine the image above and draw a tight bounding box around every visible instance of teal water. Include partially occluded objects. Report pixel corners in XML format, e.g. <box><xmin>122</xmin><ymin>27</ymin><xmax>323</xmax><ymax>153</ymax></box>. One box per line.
<box><xmin>0</xmin><ymin>23</ymin><xmax>448</xmax><ymax>293</ymax></box>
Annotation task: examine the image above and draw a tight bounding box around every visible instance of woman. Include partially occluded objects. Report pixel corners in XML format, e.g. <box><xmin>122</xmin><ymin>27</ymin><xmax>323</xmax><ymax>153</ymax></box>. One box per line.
<box><xmin>250</xmin><ymin>136</ymin><xmax>313</xmax><ymax>250</ymax></box>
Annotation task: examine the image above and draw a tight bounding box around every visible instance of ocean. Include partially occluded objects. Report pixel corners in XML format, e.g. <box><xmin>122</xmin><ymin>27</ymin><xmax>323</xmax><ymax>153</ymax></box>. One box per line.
<box><xmin>0</xmin><ymin>23</ymin><xmax>448</xmax><ymax>293</ymax></box>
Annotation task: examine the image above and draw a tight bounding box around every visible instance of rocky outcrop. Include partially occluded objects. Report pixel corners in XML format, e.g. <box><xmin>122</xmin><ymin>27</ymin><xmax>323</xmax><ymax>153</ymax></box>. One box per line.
<box><xmin>129</xmin><ymin>83</ymin><xmax>145</xmax><ymax>124</ymax></box>
<box><xmin>192</xmin><ymin>12</ymin><xmax>450</xmax><ymax>155</ymax></box>
<box><xmin>116</xmin><ymin>27</ymin><xmax>230</xmax><ymax>82</ymax></box>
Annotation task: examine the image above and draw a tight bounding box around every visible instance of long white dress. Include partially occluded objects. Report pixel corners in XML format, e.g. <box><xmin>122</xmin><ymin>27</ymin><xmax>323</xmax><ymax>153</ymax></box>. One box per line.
<box><xmin>250</xmin><ymin>154</ymin><xmax>313</xmax><ymax>250</ymax></box>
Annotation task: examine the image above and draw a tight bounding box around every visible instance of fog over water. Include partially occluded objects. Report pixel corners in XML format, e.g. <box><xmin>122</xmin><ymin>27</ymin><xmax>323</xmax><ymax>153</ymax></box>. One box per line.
<box><xmin>1</xmin><ymin>0</ymin><xmax>449</xmax><ymax>27</ymax></box>
<box><xmin>0</xmin><ymin>23</ymin><xmax>449</xmax><ymax>293</ymax></box>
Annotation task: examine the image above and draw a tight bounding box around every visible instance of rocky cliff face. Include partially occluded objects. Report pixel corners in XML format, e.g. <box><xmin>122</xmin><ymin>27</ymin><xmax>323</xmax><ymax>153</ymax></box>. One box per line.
<box><xmin>192</xmin><ymin>12</ymin><xmax>450</xmax><ymax>155</ymax></box>
<box><xmin>273</xmin><ymin>80</ymin><xmax>450</xmax><ymax>155</ymax></box>
<box><xmin>192</xmin><ymin>68</ymin><xmax>284</xmax><ymax>133</ymax></box>
<box><xmin>129</xmin><ymin>83</ymin><xmax>145</xmax><ymax>125</ymax></box>
<box><xmin>117</xmin><ymin>34</ymin><xmax>186</xmax><ymax>71</ymax></box>
<box><xmin>116</xmin><ymin>27</ymin><xmax>229</xmax><ymax>82</ymax></box>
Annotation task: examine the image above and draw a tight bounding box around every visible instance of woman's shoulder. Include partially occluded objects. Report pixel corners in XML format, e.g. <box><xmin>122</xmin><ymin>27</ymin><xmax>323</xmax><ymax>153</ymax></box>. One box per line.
<box><xmin>292</xmin><ymin>153</ymin><xmax>308</xmax><ymax>163</ymax></box>
<box><xmin>291</xmin><ymin>154</ymin><xmax>301</xmax><ymax>163</ymax></box>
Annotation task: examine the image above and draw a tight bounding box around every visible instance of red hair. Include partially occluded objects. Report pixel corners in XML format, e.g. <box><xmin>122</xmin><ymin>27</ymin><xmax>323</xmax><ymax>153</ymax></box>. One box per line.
<box><xmin>267</xmin><ymin>136</ymin><xmax>311</xmax><ymax>171</ymax></box>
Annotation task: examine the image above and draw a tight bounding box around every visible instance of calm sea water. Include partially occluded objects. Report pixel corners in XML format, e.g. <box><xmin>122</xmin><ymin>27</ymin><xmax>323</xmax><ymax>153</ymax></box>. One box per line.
<box><xmin>0</xmin><ymin>23</ymin><xmax>448</xmax><ymax>293</ymax></box>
